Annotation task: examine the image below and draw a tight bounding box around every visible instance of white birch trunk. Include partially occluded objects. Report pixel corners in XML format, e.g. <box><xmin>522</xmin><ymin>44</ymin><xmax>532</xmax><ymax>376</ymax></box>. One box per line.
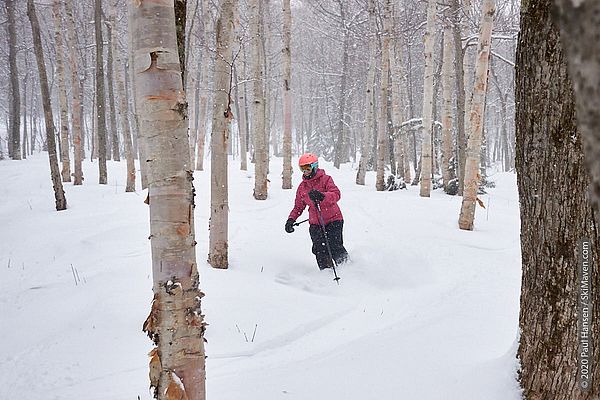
<box><xmin>64</xmin><ymin>1</ymin><xmax>83</xmax><ymax>185</ymax></box>
<box><xmin>458</xmin><ymin>0</ymin><xmax>495</xmax><ymax>230</ymax></box>
<box><xmin>376</xmin><ymin>0</ymin><xmax>392</xmax><ymax>191</ymax></box>
<box><xmin>208</xmin><ymin>0</ymin><xmax>237</xmax><ymax>269</ymax></box>
<box><xmin>195</xmin><ymin>0</ymin><xmax>212</xmax><ymax>171</ymax></box>
<box><xmin>251</xmin><ymin>0</ymin><xmax>268</xmax><ymax>200</ymax></box>
<box><xmin>53</xmin><ymin>1</ymin><xmax>71</xmax><ymax>182</ymax></box>
<box><xmin>356</xmin><ymin>0</ymin><xmax>376</xmax><ymax>186</ymax></box>
<box><xmin>419</xmin><ymin>0</ymin><xmax>437</xmax><ymax>197</ymax></box>
<box><xmin>112</xmin><ymin>1</ymin><xmax>135</xmax><ymax>192</ymax></box>
<box><xmin>391</xmin><ymin>40</ymin><xmax>407</xmax><ymax>184</ymax></box>
<box><xmin>281</xmin><ymin>0</ymin><xmax>293</xmax><ymax>189</ymax></box>
<box><xmin>441</xmin><ymin>22</ymin><xmax>455</xmax><ymax>193</ymax></box>
<box><xmin>130</xmin><ymin>2</ymin><xmax>206</xmax><ymax>399</ymax></box>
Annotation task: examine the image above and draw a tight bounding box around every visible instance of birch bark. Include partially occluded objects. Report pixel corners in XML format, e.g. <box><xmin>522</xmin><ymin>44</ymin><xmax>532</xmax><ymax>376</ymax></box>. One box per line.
<box><xmin>458</xmin><ymin>0</ymin><xmax>495</xmax><ymax>230</ymax></box>
<box><xmin>130</xmin><ymin>1</ymin><xmax>206</xmax><ymax>398</ymax></box>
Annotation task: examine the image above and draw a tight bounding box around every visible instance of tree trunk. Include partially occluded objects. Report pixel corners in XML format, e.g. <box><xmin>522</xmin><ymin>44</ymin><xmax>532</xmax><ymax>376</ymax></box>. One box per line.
<box><xmin>64</xmin><ymin>1</ymin><xmax>84</xmax><ymax>185</ymax></box>
<box><xmin>7</xmin><ymin>0</ymin><xmax>21</xmax><ymax>160</ymax></box>
<box><xmin>28</xmin><ymin>0</ymin><xmax>67</xmax><ymax>211</ymax></box>
<box><xmin>375</xmin><ymin>0</ymin><xmax>391</xmax><ymax>191</ymax></box>
<box><xmin>516</xmin><ymin>0</ymin><xmax>600</xmax><ymax>398</ymax></box>
<box><xmin>554</xmin><ymin>0</ymin><xmax>600</xmax><ymax>230</ymax></box>
<box><xmin>419</xmin><ymin>0</ymin><xmax>436</xmax><ymax>197</ymax></box>
<box><xmin>356</xmin><ymin>0</ymin><xmax>376</xmax><ymax>186</ymax></box>
<box><xmin>236</xmin><ymin>62</ymin><xmax>248</xmax><ymax>171</ymax></box>
<box><xmin>458</xmin><ymin>0</ymin><xmax>495</xmax><ymax>231</ymax></box>
<box><xmin>251</xmin><ymin>0</ymin><xmax>268</xmax><ymax>200</ymax></box>
<box><xmin>95</xmin><ymin>0</ymin><xmax>108</xmax><ymax>184</ymax></box>
<box><xmin>112</xmin><ymin>2</ymin><xmax>135</xmax><ymax>192</ymax></box>
<box><xmin>208</xmin><ymin>0</ymin><xmax>237</xmax><ymax>269</ymax></box>
<box><xmin>441</xmin><ymin>21</ymin><xmax>455</xmax><ymax>193</ymax></box>
<box><xmin>106</xmin><ymin>5</ymin><xmax>120</xmax><ymax>162</ymax></box>
<box><xmin>333</xmin><ymin>19</ymin><xmax>349</xmax><ymax>169</ymax></box>
<box><xmin>451</xmin><ymin>0</ymin><xmax>466</xmax><ymax>195</ymax></box>
<box><xmin>281</xmin><ymin>0</ymin><xmax>293</xmax><ymax>189</ymax></box>
<box><xmin>130</xmin><ymin>2</ymin><xmax>207</xmax><ymax>399</ymax></box>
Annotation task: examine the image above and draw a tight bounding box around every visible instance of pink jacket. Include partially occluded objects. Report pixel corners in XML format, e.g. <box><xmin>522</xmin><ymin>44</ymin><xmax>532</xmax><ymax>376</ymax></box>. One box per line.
<box><xmin>288</xmin><ymin>169</ymin><xmax>344</xmax><ymax>225</ymax></box>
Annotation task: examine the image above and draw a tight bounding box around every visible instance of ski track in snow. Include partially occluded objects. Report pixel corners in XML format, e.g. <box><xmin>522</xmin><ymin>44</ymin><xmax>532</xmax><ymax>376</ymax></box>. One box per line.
<box><xmin>0</xmin><ymin>155</ymin><xmax>522</xmax><ymax>400</ymax></box>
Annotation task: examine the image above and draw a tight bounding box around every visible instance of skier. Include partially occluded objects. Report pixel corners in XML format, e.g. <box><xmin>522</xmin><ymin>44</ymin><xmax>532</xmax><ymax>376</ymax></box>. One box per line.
<box><xmin>285</xmin><ymin>153</ymin><xmax>348</xmax><ymax>270</ymax></box>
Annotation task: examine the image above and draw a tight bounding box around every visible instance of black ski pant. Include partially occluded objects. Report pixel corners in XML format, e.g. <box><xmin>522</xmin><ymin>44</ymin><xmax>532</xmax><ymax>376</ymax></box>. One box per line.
<box><xmin>309</xmin><ymin>219</ymin><xmax>348</xmax><ymax>270</ymax></box>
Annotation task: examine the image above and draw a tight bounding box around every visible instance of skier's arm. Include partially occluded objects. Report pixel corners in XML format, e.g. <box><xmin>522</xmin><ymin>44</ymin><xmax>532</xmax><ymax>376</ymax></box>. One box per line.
<box><xmin>322</xmin><ymin>176</ymin><xmax>341</xmax><ymax>204</ymax></box>
<box><xmin>288</xmin><ymin>187</ymin><xmax>306</xmax><ymax>220</ymax></box>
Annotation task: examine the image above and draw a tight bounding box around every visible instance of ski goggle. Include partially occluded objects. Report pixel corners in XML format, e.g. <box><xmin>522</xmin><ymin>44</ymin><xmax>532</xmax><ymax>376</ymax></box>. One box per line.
<box><xmin>300</xmin><ymin>162</ymin><xmax>318</xmax><ymax>172</ymax></box>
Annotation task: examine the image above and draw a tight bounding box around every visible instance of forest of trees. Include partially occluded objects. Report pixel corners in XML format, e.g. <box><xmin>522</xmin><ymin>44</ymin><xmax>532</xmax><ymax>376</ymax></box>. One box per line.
<box><xmin>1</xmin><ymin>0</ymin><xmax>599</xmax><ymax>399</ymax></box>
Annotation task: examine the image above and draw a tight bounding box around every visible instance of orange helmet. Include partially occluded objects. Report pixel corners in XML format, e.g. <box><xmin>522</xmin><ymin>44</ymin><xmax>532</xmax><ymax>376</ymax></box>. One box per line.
<box><xmin>298</xmin><ymin>153</ymin><xmax>318</xmax><ymax>166</ymax></box>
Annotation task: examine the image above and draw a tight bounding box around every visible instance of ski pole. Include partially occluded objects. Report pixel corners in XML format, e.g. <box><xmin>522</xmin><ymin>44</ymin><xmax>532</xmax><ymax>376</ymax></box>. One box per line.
<box><xmin>293</xmin><ymin>218</ymin><xmax>309</xmax><ymax>227</ymax></box>
<box><xmin>314</xmin><ymin>201</ymin><xmax>341</xmax><ymax>284</ymax></box>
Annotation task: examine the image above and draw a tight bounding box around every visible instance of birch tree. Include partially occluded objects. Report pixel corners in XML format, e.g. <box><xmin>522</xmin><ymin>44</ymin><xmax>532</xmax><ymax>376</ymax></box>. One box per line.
<box><xmin>208</xmin><ymin>0</ymin><xmax>238</xmax><ymax>269</ymax></box>
<box><xmin>95</xmin><ymin>0</ymin><xmax>108</xmax><ymax>184</ymax></box>
<box><xmin>356</xmin><ymin>0</ymin><xmax>376</xmax><ymax>186</ymax></box>
<box><xmin>458</xmin><ymin>0</ymin><xmax>495</xmax><ymax>231</ymax></box>
<box><xmin>281</xmin><ymin>0</ymin><xmax>293</xmax><ymax>189</ymax></box>
<box><xmin>64</xmin><ymin>1</ymin><xmax>84</xmax><ymax>185</ymax></box>
<box><xmin>419</xmin><ymin>0</ymin><xmax>437</xmax><ymax>197</ymax></box>
<box><xmin>441</xmin><ymin>10</ymin><xmax>456</xmax><ymax>193</ymax></box>
<box><xmin>130</xmin><ymin>1</ymin><xmax>207</xmax><ymax>398</ymax></box>
<box><xmin>251</xmin><ymin>0</ymin><xmax>269</xmax><ymax>200</ymax></box>
<box><xmin>52</xmin><ymin>0</ymin><xmax>72</xmax><ymax>182</ymax></box>
<box><xmin>516</xmin><ymin>0</ymin><xmax>599</xmax><ymax>397</ymax></box>
<box><xmin>6</xmin><ymin>0</ymin><xmax>21</xmax><ymax>160</ymax></box>
<box><xmin>28</xmin><ymin>0</ymin><xmax>67</xmax><ymax>211</ymax></box>
<box><xmin>375</xmin><ymin>0</ymin><xmax>392</xmax><ymax>191</ymax></box>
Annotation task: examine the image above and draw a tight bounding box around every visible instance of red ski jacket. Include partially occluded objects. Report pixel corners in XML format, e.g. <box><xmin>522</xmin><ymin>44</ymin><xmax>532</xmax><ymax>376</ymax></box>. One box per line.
<box><xmin>288</xmin><ymin>169</ymin><xmax>344</xmax><ymax>225</ymax></box>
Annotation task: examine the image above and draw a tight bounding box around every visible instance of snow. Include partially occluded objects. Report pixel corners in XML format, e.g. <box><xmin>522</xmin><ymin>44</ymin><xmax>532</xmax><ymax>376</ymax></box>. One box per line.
<box><xmin>0</xmin><ymin>153</ymin><xmax>523</xmax><ymax>399</ymax></box>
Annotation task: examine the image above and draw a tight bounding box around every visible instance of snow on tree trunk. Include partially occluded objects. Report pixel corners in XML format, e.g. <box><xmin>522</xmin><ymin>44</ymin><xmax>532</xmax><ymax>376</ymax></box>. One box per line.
<box><xmin>6</xmin><ymin>0</ymin><xmax>21</xmax><ymax>160</ymax></box>
<box><xmin>95</xmin><ymin>0</ymin><xmax>108</xmax><ymax>184</ymax></box>
<box><xmin>376</xmin><ymin>0</ymin><xmax>391</xmax><ymax>191</ymax></box>
<box><xmin>281</xmin><ymin>0</ymin><xmax>293</xmax><ymax>189</ymax></box>
<box><xmin>64</xmin><ymin>1</ymin><xmax>83</xmax><ymax>185</ymax></box>
<box><xmin>130</xmin><ymin>2</ymin><xmax>207</xmax><ymax>399</ymax></box>
<box><xmin>419</xmin><ymin>0</ymin><xmax>437</xmax><ymax>197</ymax></box>
<box><xmin>356</xmin><ymin>0</ymin><xmax>376</xmax><ymax>186</ymax></box>
<box><xmin>441</xmin><ymin>21</ymin><xmax>455</xmax><ymax>193</ymax></box>
<box><xmin>208</xmin><ymin>0</ymin><xmax>237</xmax><ymax>269</ymax></box>
<box><xmin>458</xmin><ymin>0</ymin><xmax>495</xmax><ymax>231</ymax></box>
<box><xmin>28</xmin><ymin>0</ymin><xmax>66</xmax><ymax>211</ymax></box>
<box><xmin>554</xmin><ymin>0</ymin><xmax>600</xmax><ymax>229</ymax></box>
<box><xmin>516</xmin><ymin>0</ymin><xmax>600</xmax><ymax>397</ymax></box>
<box><xmin>251</xmin><ymin>0</ymin><xmax>268</xmax><ymax>200</ymax></box>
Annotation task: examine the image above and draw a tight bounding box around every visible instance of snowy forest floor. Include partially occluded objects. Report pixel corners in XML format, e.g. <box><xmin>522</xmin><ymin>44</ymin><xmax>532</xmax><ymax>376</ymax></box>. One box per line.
<box><xmin>0</xmin><ymin>154</ymin><xmax>523</xmax><ymax>400</ymax></box>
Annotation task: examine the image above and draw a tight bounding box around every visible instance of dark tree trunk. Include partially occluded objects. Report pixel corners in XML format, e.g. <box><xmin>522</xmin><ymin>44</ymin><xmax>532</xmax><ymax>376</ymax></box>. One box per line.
<box><xmin>95</xmin><ymin>0</ymin><xmax>108</xmax><ymax>184</ymax></box>
<box><xmin>6</xmin><ymin>0</ymin><xmax>21</xmax><ymax>160</ymax></box>
<box><xmin>106</xmin><ymin>21</ymin><xmax>120</xmax><ymax>162</ymax></box>
<box><xmin>451</xmin><ymin>0</ymin><xmax>466</xmax><ymax>196</ymax></box>
<box><xmin>28</xmin><ymin>0</ymin><xmax>67</xmax><ymax>211</ymax></box>
<box><xmin>175</xmin><ymin>0</ymin><xmax>187</xmax><ymax>85</ymax></box>
<box><xmin>515</xmin><ymin>0</ymin><xmax>600</xmax><ymax>398</ymax></box>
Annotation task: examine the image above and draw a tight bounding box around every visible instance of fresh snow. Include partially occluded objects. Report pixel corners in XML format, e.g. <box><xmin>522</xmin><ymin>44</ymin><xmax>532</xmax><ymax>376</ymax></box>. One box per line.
<box><xmin>0</xmin><ymin>154</ymin><xmax>523</xmax><ymax>399</ymax></box>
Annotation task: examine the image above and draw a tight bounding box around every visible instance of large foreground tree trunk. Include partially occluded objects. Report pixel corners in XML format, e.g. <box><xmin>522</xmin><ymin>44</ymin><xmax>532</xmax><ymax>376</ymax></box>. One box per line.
<box><xmin>131</xmin><ymin>2</ymin><xmax>207</xmax><ymax>399</ymax></box>
<box><xmin>516</xmin><ymin>0</ymin><xmax>600</xmax><ymax>398</ymax></box>
<box><xmin>28</xmin><ymin>0</ymin><xmax>67</xmax><ymax>211</ymax></box>
<box><xmin>208</xmin><ymin>0</ymin><xmax>237</xmax><ymax>269</ymax></box>
<box><xmin>554</xmin><ymin>0</ymin><xmax>600</xmax><ymax>229</ymax></box>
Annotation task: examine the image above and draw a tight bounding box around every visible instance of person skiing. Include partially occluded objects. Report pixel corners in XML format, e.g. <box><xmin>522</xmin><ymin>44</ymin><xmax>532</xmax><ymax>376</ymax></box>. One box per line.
<box><xmin>285</xmin><ymin>153</ymin><xmax>348</xmax><ymax>270</ymax></box>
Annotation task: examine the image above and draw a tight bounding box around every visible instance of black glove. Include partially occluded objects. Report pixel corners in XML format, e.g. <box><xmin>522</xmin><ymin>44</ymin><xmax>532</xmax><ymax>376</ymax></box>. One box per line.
<box><xmin>308</xmin><ymin>189</ymin><xmax>325</xmax><ymax>203</ymax></box>
<box><xmin>285</xmin><ymin>218</ymin><xmax>296</xmax><ymax>233</ymax></box>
